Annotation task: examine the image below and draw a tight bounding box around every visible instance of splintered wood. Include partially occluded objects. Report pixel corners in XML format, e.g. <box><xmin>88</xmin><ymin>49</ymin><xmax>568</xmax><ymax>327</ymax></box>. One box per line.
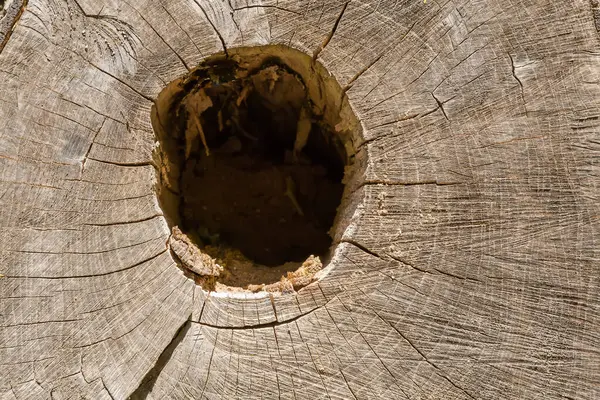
<box><xmin>169</xmin><ymin>226</ymin><xmax>223</xmax><ymax>277</ymax></box>
<box><xmin>169</xmin><ymin>225</ymin><xmax>323</xmax><ymax>293</ymax></box>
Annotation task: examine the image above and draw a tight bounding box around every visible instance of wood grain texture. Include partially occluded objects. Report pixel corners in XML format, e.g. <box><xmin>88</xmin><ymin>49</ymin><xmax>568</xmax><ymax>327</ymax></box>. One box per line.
<box><xmin>0</xmin><ymin>0</ymin><xmax>598</xmax><ymax>399</ymax></box>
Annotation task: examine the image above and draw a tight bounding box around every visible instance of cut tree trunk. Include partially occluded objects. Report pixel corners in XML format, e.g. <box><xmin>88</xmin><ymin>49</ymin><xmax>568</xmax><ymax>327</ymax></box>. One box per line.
<box><xmin>1</xmin><ymin>0</ymin><xmax>599</xmax><ymax>399</ymax></box>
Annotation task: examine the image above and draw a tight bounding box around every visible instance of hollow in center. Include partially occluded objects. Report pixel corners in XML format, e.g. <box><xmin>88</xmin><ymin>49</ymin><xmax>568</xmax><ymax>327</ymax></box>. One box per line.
<box><xmin>152</xmin><ymin>46</ymin><xmax>357</xmax><ymax>292</ymax></box>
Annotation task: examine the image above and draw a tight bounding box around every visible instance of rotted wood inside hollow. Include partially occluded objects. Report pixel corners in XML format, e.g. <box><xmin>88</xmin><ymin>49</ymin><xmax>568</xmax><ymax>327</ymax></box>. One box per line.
<box><xmin>152</xmin><ymin>45</ymin><xmax>360</xmax><ymax>293</ymax></box>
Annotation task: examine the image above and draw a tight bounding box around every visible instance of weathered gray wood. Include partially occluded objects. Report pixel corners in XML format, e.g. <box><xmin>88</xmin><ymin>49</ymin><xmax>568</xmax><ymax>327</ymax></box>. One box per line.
<box><xmin>1</xmin><ymin>0</ymin><xmax>598</xmax><ymax>399</ymax></box>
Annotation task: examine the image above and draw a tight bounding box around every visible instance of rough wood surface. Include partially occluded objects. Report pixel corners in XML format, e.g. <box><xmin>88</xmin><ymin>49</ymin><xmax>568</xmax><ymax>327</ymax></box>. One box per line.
<box><xmin>0</xmin><ymin>0</ymin><xmax>598</xmax><ymax>399</ymax></box>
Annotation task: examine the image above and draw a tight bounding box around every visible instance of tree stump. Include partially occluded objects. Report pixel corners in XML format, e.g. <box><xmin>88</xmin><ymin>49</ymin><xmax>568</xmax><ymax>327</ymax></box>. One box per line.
<box><xmin>0</xmin><ymin>0</ymin><xmax>598</xmax><ymax>399</ymax></box>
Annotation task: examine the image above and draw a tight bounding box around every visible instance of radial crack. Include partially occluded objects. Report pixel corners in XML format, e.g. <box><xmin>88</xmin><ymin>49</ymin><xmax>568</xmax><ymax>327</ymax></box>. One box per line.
<box><xmin>128</xmin><ymin>316</ymin><xmax>192</xmax><ymax>399</ymax></box>
<box><xmin>340</xmin><ymin>239</ymin><xmax>384</xmax><ymax>260</ymax></box>
<box><xmin>126</xmin><ymin>1</ymin><xmax>190</xmax><ymax>71</ymax></box>
<box><xmin>432</xmin><ymin>92</ymin><xmax>449</xmax><ymax>120</ymax></box>
<box><xmin>100</xmin><ymin>378</ymin><xmax>116</xmax><ymax>400</ymax></box>
<box><xmin>508</xmin><ymin>53</ymin><xmax>529</xmax><ymax>115</ymax></box>
<box><xmin>312</xmin><ymin>2</ymin><xmax>349</xmax><ymax>61</ymax></box>
<box><xmin>343</xmin><ymin>53</ymin><xmax>384</xmax><ymax>94</ymax></box>
<box><xmin>81</xmin><ymin>118</ymin><xmax>106</xmax><ymax>177</ymax></box>
<box><xmin>194</xmin><ymin>0</ymin><xmax>229</xmax><ymax>57</ymax></box>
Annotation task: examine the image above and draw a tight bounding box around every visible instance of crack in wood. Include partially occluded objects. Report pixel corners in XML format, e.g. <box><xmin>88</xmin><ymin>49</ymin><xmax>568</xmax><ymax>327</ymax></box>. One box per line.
<box><xmin>101</xmin><ymin>378</ymin><xmax>116</xmax><ymax>400</ymax></box>
<box><xmin>60</xmin><ymin>97</ymin><xmax>125</xmax><ymax>126</ymax></box>
<box><xmin>128</xmin><ymin>316</ymin><xmax>192</xmax><ymax>399</ymax></box>
<box><xmin>358</xmin><ymin>18</ymin><xmax>420</xmax><ymax>102</ymax></box>
<box><xmin>81</xmin><ymin>118</ymin><xmax>106</xmax><ymax>177</ymax></box>
<box><xmin>2</xmin><ymin>318</ymin><xmax>80</xmax><ymax>328</ymax></box>
<box><xmin>340</xmin><ymin>239</ymin><xmax>383</xmax><ymax>259</ymax></box>
<box><xmin>364</xmin><ymin>179</ymin><xmax>462</xmax><ymax>186</ymax></box>
<box><xmin>350</xmin><ymin>179</ymin><xmax>463</xmax><ymax>195</ymax></box>
<box><xmin>86</xmin><ymin>157</ymin><xmax>155</xmax><ymax>168</ymax></box>
<box><xmin>71</xmin><ymin>0</ymin><xmax>111</xmax><ymax>20</ymax></box>
<box><xmin>81</xmin><ymin>213</ymin><xmax>163</xmax><ymax>227</ymax></box>
<box><xmin>162</xmin><ymin>5</ymin><xmax>204</xmax><ymax>58</ymax></box>
<box><xmin>377</xmin><ymin>270</ymin><xmax>428</xmax><ymax>297</ymax></box>
<box><xmin>28</xmin><ymin>102</ymin><xmax>97</xmax><ymax>132</ymax></box>
<box><xmin>7</xmin><ymin>236</ymin><xmax>162</xmax><ymax>254</ymax></box>
<box><xmin>61</xmin><ymin>42</ymin><xmax>155</xmax><ymax>102</ymax></box>
<box><xmin>233</xmin><ymin>4</ymin><xmax>301</xmax><ymax>15</ymax></box>
<box><xmin>339</xmin><ymin>369</ymin><xmax>359</xmax><ymax>400</ymax></box>
<box><xmin>269</xmin><ymin>292</ymin><xmax>279</xmax><ymax>322</ymax></box>
<box><xmin>508</xmin><ymin>53</ymin><xmax>529</xmax><ymax>116</ymax></box>
<box><xmin>196</xmin><ymin>294</ymin><xmax>337</xmax><ymax>330</ymax></box>
<box><xmin>312</xmin><ymin>2</ymin><xmax>349</xmax><ymax>61</ymax></box>
<box><xmin>387</xmin><ymin>254</ymin><xmax>432</xmax><ymax>275</ymax></box>
<box><xmin>342</xmin><ymin>53</ymin><xmax>384</xmax><ymax>94</ymax></box>
<box><xmin>5</xmin><ymin>248</ymin><xmax>167</xmax><ymax>279</ymax></box>
<box><xmin>343</xmin><ymin>240</ymin><xmax>481</xmax><ymax>285</ymax></box>
<box><xmin>431</xmin><ymin>267</ymin><xmax>482</xmax><ymax>283</ymax></box>
<box><xmin>366</xmin><ymin>113</ymin><xmax>420</xmax><ymax>130</ymax></box>
<box><xmin>193</xmin><ymin>0</ymin><xmax>229</xmax><ymax>57</ymax></box>
<box><xmin>432</xmin><ymin>92</ymin><xmax>449</xmax><ymax>120</ymax></box>
<box><xmin>125</xmin><ymin>0</ymin><xmax>190</xmax><ymax>72</ymax></box>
